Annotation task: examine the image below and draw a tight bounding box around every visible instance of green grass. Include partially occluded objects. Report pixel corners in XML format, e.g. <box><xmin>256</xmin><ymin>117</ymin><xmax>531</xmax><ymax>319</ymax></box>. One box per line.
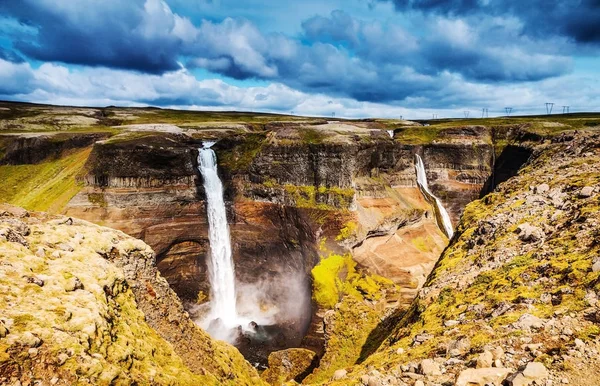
<box><xmin>0</xmin><ymin>147</ymin><xmax>91</xmax><ymax>212</ymax></box>
<box><xmin>300</xmin><ymin>128</ymin><xmax>327</xmax><ymax>144</ymax></box>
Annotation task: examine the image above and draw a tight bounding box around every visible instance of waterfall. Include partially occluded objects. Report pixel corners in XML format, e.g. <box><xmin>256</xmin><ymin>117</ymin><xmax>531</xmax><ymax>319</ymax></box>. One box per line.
<box><xmin>387</xmin><ymin>130</ymin><xmax>394</xmax><ymax>139</ymax></box>
<box><xmin>414</xmin><ymin>154</ymin><xmax>454</xmax><ymax>239</ymax></box>
<box><xmin>197</xmin><ymin>142</ymin><xmax>239</xmax><ymax>335</ymax></box>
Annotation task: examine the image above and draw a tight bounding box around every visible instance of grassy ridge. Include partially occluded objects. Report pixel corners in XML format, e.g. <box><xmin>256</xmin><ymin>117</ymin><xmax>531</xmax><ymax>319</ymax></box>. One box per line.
<box><xmin>0</xmin><ymin>147</ymin><xmax>91</xmax><ymax>212</ymax></box>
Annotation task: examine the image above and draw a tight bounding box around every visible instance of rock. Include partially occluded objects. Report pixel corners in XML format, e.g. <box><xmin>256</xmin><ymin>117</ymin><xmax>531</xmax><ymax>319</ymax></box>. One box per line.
<box><xmin>413</xmin><ymin>333</ymin><xmax>433</xmax><ymax>344</ymax></box>
<box><xmin>0</xmin><ymin>227</ymin><xmax>28</xmax><ymax>246</ymax></box>
<box><xmin>419</xmin><ymin>359</ymin><xmax>441</xmax><ymax>376</ymax></box>
<box><xmin>574</xmin><ymin>338</ymin><xmax>585</xmax><ymax>349</ymax></box>
<box><xmin>58</xmin><ymin>243</ymin><xmax>74</xmax><ymax>252</ymax></box>
<box><xmin>261</xmin><ymin>348</ymin><xmax>317</xmax><ymax>385</ymax></box>
<box><xmin>536</xmin><ymin>184</ymin><xmax>550</xmax><ymax>194</ymax></box>
<box><xmin>25</xmin><ymin>276</ymin><xmax>44</xmax><ymax>287</ymax></box>
<box><xmin>515</xmin><ymin>223</ymin><xmax>544</xmax><ymax>243</ymax></box>
<box><xmin>332</xmin><ymin>369</ymin><xmax>347</xmax><ymax>381</ymax></box>
<box><xmin>448</xmin><ymin>337</ymin><xmax>471</xmax><ymax>357</ymax></box>
<box><xmin>522</xmin><ymin>362</ymin><xmax>549</xmax><ymax>379</ymax></box>
<box><xmin>507</xmin><ymin>362</ymin><xmax>549</xmax><ymax>386</ymax></box>
<box><xmin>18</xmin><ymin>332</ymin><xmax>41</xmax><ymax>347</ymax></box>
<box><xmin>57</xmin><ymin>353</ymin><xmax>69</xmax><ymax>366</ymax></box>
<box><xmin>491</xmin><ymin>302</ymin><xmax>513</xmax><ymax>317</ymax></box>
<box><xmin>579</xmin><ymin>186</ymin><xmax>594</xmax><ymax>198</ymax></box>
<box><xmin>414</xmin><ymin>381</ymin><xmax>425</xmax><ymax>386</ymax></box>
<box><xmin>455</xmin><ymin>368</ymin><xmax>512</xmax><ymax>386</ymax></box>
<box><xmin>592</xmin><ymin>261</ymin><xmax>600</xmax><ymax>273</ymax></box>
<box><xmin>366</xmin><ymin>376</ymin><xmax>381</xmax><ymax>386</ymax></box>
<box><xmin>0</xmin><ymin>205</ymin><xmax>29</xmax><ymax>218</ymax></box>
<box><xmin>476</xmin><ymin>350</ymin><xmax>494</xmax><ymax>368</ymax></box>
<box><xmin>65</xmin><ymin>277</ymin><xmax>84</xmax><ymax>292</ymax></box>
<box><xmin>396</xmin><ymin>347</ymin><xmax>405</xmax><ymax>355</ymax></box>
<box><xmin>444</xmin><ymin>320</ymin><xmax>460</xmax><ymax>327</ymax></box>
<box><xmin>514</xmin><ymin>314</ymin><xmax>544</xmax><ymax>330</ymax></box>
<box><xmin>492</xmin><ymin>346</ymin><xmax>505</xmax><ymax>360</ymax></box>
<box><xmin>524</xmin><ymin>343</ymin><xmax>543</xmax><ymax>352</ymax></box>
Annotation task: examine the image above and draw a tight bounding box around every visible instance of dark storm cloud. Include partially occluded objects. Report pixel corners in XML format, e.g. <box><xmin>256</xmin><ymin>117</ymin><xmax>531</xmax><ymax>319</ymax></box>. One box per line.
<box><xmin>379</xmin><ymin>0</ymin><xmax>600</xmax><ymax>44</ymax></box>
<box><xmin>0</xmin><ymin>0</ymin><xmax>184</xmax><ymax>73</ymax></box>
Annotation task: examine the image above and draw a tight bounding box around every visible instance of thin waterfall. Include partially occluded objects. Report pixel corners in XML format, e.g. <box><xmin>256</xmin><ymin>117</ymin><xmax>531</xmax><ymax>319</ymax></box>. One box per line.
<box><xmin>197</xmin><ymin>142</ymin><xmax>239</xmax><ymax>332</ymax></box>
<box><xmin>387</xmin><ymin>130</ymin><xmax>394</xmax><ymax>139</ymax></box>
<box><xmin>414</xmin><ymin>154</ymin><xmax>454</xmax><ymax>239</ymax></box>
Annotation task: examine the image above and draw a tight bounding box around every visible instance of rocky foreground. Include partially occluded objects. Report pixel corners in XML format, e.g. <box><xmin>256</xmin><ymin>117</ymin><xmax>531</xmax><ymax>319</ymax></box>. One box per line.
<box><xmin>323</xmin><ymin>131</ymin><xmax>600</xmax><ymax>385</ymax></box>
<box><xmin>0</xmin><ymin>204</ymin><xmax>262</xmax><ymax>385</ymax></box>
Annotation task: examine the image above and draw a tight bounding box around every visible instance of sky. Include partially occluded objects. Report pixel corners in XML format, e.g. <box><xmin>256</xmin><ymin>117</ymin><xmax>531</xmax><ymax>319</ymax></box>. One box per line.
<box><xmin>0</xmin><ymin>0</ymin><xmax>599</xmax><ymax>119</ymax></box>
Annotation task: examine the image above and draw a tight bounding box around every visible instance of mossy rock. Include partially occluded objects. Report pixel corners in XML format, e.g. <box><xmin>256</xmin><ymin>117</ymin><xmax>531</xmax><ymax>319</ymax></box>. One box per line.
<box><xmin>261</xmin><ymin>348</ymin><xmax>317</xmax><ymax>385</ymax></box>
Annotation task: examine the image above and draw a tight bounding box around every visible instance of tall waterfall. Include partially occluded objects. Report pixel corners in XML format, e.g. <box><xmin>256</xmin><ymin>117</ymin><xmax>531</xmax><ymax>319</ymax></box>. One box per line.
<box><xmin>197</xmin><ymin>142</ymin><xmax>239</xmax><ymax>333</ymax></box>
<box><xmin>414</xmin><ymin>154</ymin><xmax>454</xmax><ymax>239</ymax></box>
<box><xmin>387</xmin><ymin>130</ymin><xmax>394</xmax><ymax>139</ymax></box>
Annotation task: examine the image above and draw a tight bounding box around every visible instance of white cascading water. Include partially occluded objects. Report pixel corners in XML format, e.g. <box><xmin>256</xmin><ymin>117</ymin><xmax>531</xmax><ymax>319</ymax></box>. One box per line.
<box><xmin>197</xmin><ymin>142</ymin><xmax>240</xmax><ymax>339</ymax></box>
<box><xmin>414</xmin><ymin>154</ymin><xmax>454</xmax><ymax>239</ymax></box>
<box><xmin>387</xmin><ymin>130</ymin><xmax>394</xmax><ymax>139</ymax></box>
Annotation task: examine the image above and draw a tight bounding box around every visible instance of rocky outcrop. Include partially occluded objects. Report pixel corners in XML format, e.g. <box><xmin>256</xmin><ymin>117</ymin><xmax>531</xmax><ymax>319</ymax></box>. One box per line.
<box><xmin>322</xmin><ymin>130</ymin><xmax>600</xmax><ymax>386</ymax></box>
<box><xmin>0</xmin><ymin>204</ymin><xmax>262</xmax><ymax>385</ymax></box>
<box><xmin>0</xmin><ymin>132</ymin><xmax>108</xmax><ymax>165</ymax></box>
<box><xmin>260</xmin><ymin>348</ymin><xmax>317</xmax><ymax>385</ymax></box>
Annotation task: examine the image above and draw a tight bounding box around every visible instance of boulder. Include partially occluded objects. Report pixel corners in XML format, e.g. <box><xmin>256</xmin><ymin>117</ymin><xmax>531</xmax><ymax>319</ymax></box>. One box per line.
<box><xmin>419</xmin><ymin>359</ymin><xmax>442</xmax><ymax>376</ymax></box>
<box><xmin>476</xmin><ymin>350</ymin><xmax>494</xmax><ymax>368</ymax></box>
<box><xmin>513</xmin><ymin>314</ymin><xmax>544</xmax><ymax>330</ymax></box>
<box><xmin>456</xmin><ymin>367</ymin><xmax>512</xmax><ymax>386</ymax></box>
<box><xmin>579</xmin><ymin>186</ymin><xmax>594</xmax><ymax>198</ymax></box>
<box><xmin>536</xmin><ymin>184</ymin><xmax>550</xmax><ymax>194</ymax></box>
<box><xmin>448</xmin><ymin>337</ymin><xmax>471</xmax><ymax>357</ymax></box>
<box><xmin>261</xmin><ymin>348</ymin><xmax>317</xmax><ymax>385</ymax></box>
<box><xmin>506</xmin><ymin>362</ymin><xmax>549</xmax><ymax>386</ymax></box>
<box><xmin>515</xmin><ymin>223</ymin><xmax>544</xmax><ymax>243</ymax></box>
<box><xmin>332</xmin><ymin>369</ymin><xmax>348</xmax><ymax>381</ymax></box>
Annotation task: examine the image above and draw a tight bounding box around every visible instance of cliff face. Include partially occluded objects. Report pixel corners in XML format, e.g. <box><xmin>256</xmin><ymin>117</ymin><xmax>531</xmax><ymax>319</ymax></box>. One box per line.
<box><xmin>42</xmin><ymin>122</ymin><xmax>495</xmax><ymax>367</ymax></box>
<box><xmin>0</xmin><ymin>204</ymin><xmax>262</xmax><ymax>385</ymax></box>
<box><xmin>324</xmin><ymin>130</ymin><xmax>600</xmax><ymax>386</ymax></box>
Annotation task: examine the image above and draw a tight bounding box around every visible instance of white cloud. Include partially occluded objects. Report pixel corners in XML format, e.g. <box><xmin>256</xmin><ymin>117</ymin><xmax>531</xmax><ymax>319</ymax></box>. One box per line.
<box><xmin>0</xmin><ymin>57</ymin><xmax>598</xmax><ymax>119</ymax></box>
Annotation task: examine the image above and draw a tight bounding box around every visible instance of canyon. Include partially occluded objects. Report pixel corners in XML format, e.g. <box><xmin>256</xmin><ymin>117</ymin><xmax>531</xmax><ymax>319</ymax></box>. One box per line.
<box><xmin>1</xmin><ymin>102</ymin><xmax>599</xmax><ymax>385</ymax></box>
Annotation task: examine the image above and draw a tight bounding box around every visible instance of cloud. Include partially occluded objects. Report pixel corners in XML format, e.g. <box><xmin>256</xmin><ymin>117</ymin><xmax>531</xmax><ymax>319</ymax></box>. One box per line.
<box><xmin>377</xmin><ymin>0</ymin><xmax>600</xmax><ymax>44</ymax></box>
<box><xmin>0</xmin><ymin>1</ymin><xmax>597</xmax><ymax>109</ymax></box>
<box><xmin>1</xmin><ymin>58</ymin><xmax>597</xmax><ymax>119</ymax></box>
<box><xmin>0</xmin><ymin>0</ymin><xmax>185</xmax><ymax>73</ymax></box>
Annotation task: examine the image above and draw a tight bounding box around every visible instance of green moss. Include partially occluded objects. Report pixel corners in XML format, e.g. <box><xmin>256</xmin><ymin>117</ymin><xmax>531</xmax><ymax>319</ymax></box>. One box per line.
<box><xmin>336</xmin><ymin>221</ymin><xmax>358</xmax><ymax>241</ymax></box>
<box><xmin>393</xmin><ymin>126</ymin><xmax>446</xmax><ymax>144</ymax></box>
<box><xmin>311</xmin><ymin>253</ymin><xmax>396</xmax><ymax>309</ymax></box>
<box><xmin>411</xmin><ymin>236</ymin><xmax>434</xmax><ymax>253</ymax></box>
<box><xmin>87</xmin><ymin>193</ymin><xmax>107</xmax><ymax>208</ymax></box>
<box><xmin>217</xmin><ymin>133</ymin><xmax>267</xmax><ymax>171</ymax></box>
<box><xmin>311</xmin><ymin>254</ymin><xmax>351</xmax><ymax>308</ymax></box>
<box><xmin>0</xmin><ymin>147</ymin><xmax>91</xmax><ymax>213</ymax></box>
<box><xmin>300</xmin><ymin>128</ymin><xmax>326</xmax><ymax>144</ymax></box>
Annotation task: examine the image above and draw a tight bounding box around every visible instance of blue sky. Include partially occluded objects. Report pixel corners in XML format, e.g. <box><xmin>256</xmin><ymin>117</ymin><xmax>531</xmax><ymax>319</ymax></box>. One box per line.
<box><xmin>0</xmin><ymin>0</ymin><xmax>599</xmax><ymax>118</ymax></box>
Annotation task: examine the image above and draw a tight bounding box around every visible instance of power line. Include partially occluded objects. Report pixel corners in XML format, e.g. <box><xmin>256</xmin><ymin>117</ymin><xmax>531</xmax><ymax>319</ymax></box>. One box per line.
<box><xmin>545</xmin><ymin>103</ymin><xmax>554</xmax><ymax>115</ymax></box>
<box><xmin>562</xmin><ymin>106</ymin><xmax>570</xmax><ymax>114</ymax></box>
<box><xmin>464</xmin><ymin>111</ymin><xmax>470</xmax><ymax>118</ymax></box>
<box><xmin>505</xmin><ymin>107</ymin><xmax>513</xmax><ymax>116</ymax></box>
<box><xmin>481</xmin><ymin>108</ymin><xmax>488</xmax><ymax>118</ymax></box>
